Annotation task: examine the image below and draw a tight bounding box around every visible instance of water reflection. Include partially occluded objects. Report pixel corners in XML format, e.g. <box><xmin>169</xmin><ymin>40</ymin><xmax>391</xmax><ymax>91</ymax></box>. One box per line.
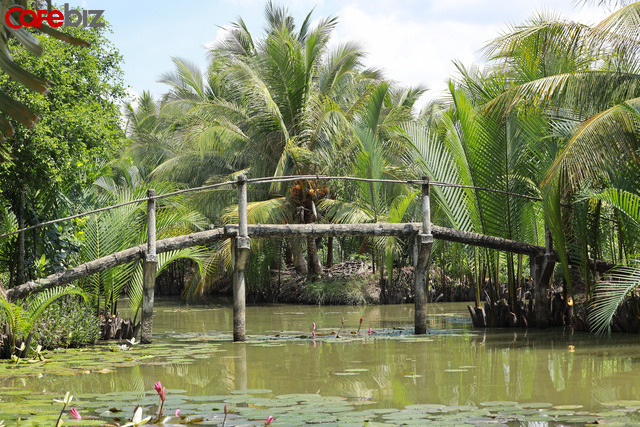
<box><xmin>3</xmin><ymin>300</ymin><xmax>640</xmax><ymax>413</ymax></box>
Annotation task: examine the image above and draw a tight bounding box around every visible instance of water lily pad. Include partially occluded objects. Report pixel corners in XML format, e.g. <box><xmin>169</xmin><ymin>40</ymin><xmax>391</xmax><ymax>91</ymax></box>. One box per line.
<box><xmin>597</xmin><ymin>410</ymin><xmax>628</xmax><ymax>417</ymax></box>
<box><xmin>479</xmin><ymin>401</ymin><xmax>519</xmax><ymax>407</ymax></box>
<box><xmin>372</xmin><ymin>408</ymin><xmax>398</xmax><ymax>414</ymax></box>
<box><xmin>553</xmin><ymin>404</ymin><xmax>584</xmax><ymax>410</ymax></box>
<box><xmin>405</xmin><ymin>404</ymin><xmax>446</xmax><ymax>412</ymax></box>
<box><xmin>230</xmin><ymin>389</ymin><xmax>272</xmax><ymax>395</ymax></box>
<box><xmin>603</xmin><ymin>400</ymin><xmax>640</xmax><ymax>409</ymax></box>
<box><xmin>275</xmin><ymin>393</ymin><xmax>324</xmax><ymax>402</ymax></box>
<box><xmin>556</xmin><ymin>415</ymin><xmax>599</xmax><ymax>423</ymax></box>
<box><xmin>520</xmin><ymin>402</ymin><xmax>552</xmax><ymax>409</ymax></box>
<box><xmin>545</xmin><ymin>409</ymin><xmax>576</xmax><ymax>416</ymax></box>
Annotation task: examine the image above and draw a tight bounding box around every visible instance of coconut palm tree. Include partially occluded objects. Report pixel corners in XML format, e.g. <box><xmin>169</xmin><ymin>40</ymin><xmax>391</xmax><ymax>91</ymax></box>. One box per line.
<box><xmin>482</xmin><ymin>5</ymin><xmax>640</xmax><ymax>290</ymax></box>
<box><xmin>147</xmin><ymin>3</ymin><xmax>392</xmax><ymax>286</ymax></box>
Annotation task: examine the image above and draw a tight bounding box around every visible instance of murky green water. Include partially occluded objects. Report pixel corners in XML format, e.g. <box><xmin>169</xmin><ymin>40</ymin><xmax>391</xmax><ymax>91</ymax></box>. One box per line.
<box><xmin>3</xmin><ymin>299</ymin><xmax>640</xmax><ymax>424</ymax></box>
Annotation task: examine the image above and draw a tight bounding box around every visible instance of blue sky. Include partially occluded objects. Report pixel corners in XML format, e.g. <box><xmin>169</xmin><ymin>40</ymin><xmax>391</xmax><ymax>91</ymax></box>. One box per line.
<box><xmin>65</xmin><ymin>1</ymin><xmax>610</xmax><ymax>105</ymax></box>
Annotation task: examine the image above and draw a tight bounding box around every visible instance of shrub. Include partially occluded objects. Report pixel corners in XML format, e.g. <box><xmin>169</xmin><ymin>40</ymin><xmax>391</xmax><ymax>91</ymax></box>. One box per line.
<box><xmin>31</xmin><ymin>295</ymin><xmax>100</xmax><ymax>349</ymax></box>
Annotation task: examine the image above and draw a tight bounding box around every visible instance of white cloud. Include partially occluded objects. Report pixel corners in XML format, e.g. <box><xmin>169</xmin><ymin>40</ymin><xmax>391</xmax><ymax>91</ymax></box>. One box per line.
<box><xmin>334</xmin><ymin>5</ymin><xmax>499</xmax><ymax>105</ymax></box>
<box><xmin>330</xmin><ymin>1</ymin><xmax>610</xmax><ymax>108</ymax></box>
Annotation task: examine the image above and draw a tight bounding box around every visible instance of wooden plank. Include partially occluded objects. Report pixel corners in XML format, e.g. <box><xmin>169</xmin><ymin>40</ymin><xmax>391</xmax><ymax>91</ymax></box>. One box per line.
<box><xmin>7</xmin><ymin>222</ymin><xmax>613</xmax><ymax>301</ymax></box>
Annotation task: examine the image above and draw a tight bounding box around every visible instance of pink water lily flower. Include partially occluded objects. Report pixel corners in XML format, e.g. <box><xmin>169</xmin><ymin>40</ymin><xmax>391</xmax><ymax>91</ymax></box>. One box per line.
<box><xmin>175</xmin><ymin>408</ymin><xmax>181</xmax><ymax>417</ymax></box>
<box><xmin>69</xmin><ymin>408</ymin><xmax>81</xmax><ymax>420</ymax></box>
<box><xmin>265</xmin><ymin>415</ymin><xmax>275</xmax><ymax>425</ymax></box>
<box><xmin>154</xmin><ymin>381</ymin><xmax>167</xmax><ymax>402</ymax></box>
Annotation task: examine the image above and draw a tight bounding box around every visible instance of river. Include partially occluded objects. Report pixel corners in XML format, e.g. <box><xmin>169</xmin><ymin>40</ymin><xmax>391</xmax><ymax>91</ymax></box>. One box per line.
<box><xmin>2</xmin><ymin>298</ymin><xmax>640</xmax><ymax>425</ymax></box>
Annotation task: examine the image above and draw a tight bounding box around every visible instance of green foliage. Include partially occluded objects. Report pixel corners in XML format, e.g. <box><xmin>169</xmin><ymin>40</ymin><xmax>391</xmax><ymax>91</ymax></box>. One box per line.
<box><xmin>31</xmin><ymin>295</ymin><xmax>100</xmax><ymax>349</ymax></box>
<box><xmin>589</xmin><ymin>261</ymin><xmax>640</xmax><ymax>334</ymax></box>
<box><xmin>0</xmin><ymin>285</ymin><xmax>87</xmax><ymax>358</ymax></box>
<box><xmin>0</xmin><ymin>2</ymin><xmax>92</xmax><ymax>158</ymax></box>
<box><xmin>77</xmin><ymin>169</ymin><xmax>210</xmax><ymax>315</ymax></box>
<box><xmin>0</xmin><ymin>16</ymin><xmax>126</xmax><ymax>286</ymax></box>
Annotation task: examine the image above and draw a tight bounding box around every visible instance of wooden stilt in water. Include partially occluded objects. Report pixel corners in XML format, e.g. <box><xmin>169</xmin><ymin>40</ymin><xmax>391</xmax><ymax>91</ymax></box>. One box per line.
<box><xmin>531</xmin><ymin>226</ymin><xmax>555</xmax><ymax>328</ymax></box>
<box><xmin>233</xmin><ymin>175</ymin><xmax>251</xmax><ymax>342</ymax></box>
<box><xmin>415</xmin><ymin>176</ymin><xmax>434</xmax><ymax>335</ymax></box>
<box><xmin>141</xmin><ymin>189</ymin><xmax>157</xmax><ymax>344</ymax></box>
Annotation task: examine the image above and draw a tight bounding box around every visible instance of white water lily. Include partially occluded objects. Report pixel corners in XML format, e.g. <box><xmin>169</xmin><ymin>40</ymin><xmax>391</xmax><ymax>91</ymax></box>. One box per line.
<box><xmin>54</xmin><ymin>391</ymin><xmax>73</xmax><ymax>405</ymax></box>
<box><xmin>122</xmin><ymin>406</ymin><xmax>152</xmax><ymax>427</ymax></box>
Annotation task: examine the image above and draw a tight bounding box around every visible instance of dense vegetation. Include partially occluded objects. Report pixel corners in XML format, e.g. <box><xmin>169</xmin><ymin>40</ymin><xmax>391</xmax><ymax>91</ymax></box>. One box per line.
<box><xmin>1</xmin><ymin>0</ymin><xmax>639</xmax><ymax>359</ymax></box>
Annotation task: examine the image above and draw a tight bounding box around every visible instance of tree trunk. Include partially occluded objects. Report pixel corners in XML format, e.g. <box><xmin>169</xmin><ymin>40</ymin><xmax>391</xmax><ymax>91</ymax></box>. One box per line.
<box><xmin>326</xmin><ymin>237</ymin><xmax>333</xmax><ymax>268</ymax></box>
<box><xmin>379</xmin><ymin>253</ymin><xmax>387</xmax><ymax>304</ymax></box>
<box><xmin>291</xmin><ymin>239</ymin><xmax>308</xmax><ymax>275</ymax></box>
<box><xmin>16</xmin><ymin>189</ymin><xmax>25</xmax><ymax>286</ymax></box>
<box><xmin>306</xmin><ymin>235</ymin><xmax>322</xmax><ymax>277</ymax></box>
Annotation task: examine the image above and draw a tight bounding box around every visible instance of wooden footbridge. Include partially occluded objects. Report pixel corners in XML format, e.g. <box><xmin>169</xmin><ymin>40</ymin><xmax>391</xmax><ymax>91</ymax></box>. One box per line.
<box><xmin>1</xmin><ymin>175</ymin><xmax>612</xmax><ymax>342</ymax></box>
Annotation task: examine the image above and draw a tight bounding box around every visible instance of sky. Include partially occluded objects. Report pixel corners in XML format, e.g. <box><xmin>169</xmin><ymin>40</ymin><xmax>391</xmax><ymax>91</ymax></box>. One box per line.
<box><xmin>63</xmin><ymin>0</ymin><xmax>612</xmax><ymax>106</ymax></box>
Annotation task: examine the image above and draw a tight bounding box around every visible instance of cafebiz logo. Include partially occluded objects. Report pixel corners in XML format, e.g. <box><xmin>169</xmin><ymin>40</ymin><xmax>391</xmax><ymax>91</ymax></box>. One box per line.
<box><xmin>4</xmin><ymin>3</ymin><xmax>104</xmax><ymax>29</ymax></box>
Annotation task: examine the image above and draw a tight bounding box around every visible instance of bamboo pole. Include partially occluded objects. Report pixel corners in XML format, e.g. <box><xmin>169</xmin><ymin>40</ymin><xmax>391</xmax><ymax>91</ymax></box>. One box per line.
<box><xmin>233</xmin><ymin>175</ymin><xmax>251</xmax><ymax>342</ymax></box>
<box><xmin>415</xmin><ymin>177</ymin><xmax>434</xmax><ymax>335</ymax></box>
<box><xmin>141</xmin><ymin>189</ymin><xmax>157</xmax><ymax>344</ymax></box>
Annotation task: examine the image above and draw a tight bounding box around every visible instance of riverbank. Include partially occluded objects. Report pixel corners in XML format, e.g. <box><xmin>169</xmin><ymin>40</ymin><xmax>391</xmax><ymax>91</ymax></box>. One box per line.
<box><xmin>218</xmin><ymin>261</ymin><xmax>478</xmax><ymax>305</ymax></box>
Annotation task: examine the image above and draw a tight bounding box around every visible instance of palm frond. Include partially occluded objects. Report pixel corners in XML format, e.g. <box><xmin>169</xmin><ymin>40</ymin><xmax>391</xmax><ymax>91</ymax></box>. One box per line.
<box><xmin>589</xmin><ymin>261</ymin><xmax>640</xmax><ymax>334</ymax></box>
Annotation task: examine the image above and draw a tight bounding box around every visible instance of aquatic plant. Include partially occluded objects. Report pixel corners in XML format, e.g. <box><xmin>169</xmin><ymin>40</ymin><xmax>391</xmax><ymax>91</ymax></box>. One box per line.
<box><xmin>336</xmin><ymin>316</ymin><xmax>344</xmax><ymax>338</ymax></box>
<box><xmin>222</xmin><ymin>403</ymin><xmax>229</xmax><ymax>427</ymax></box>
<box><xmin>154</xmin><ymin>380</ymin><xmax>167</xmax><ymax>417</ymax></box>
<box><xmin>357</xmin><ymin>317</ymin><xmax>363</xmax><ymax>334</ymax></box>
<box><xmin>122</xmin><ymin>406</ymin><xmax>151</xmax><ymax>427</ymax></box>
<box><xmin>265</xmin><ymin>415</ymin><xmax>274</xmax><ymax>425</ymax></box>
<box><xmin>69</xmin><ymin>408</ymin><xmax>81</xmax><ymax>420</ymax></box>
<box><xmin>53</xmin><ymin>392</ymin><xmax>74</xmax><ymax>427</ymax></box>
<box><xmin>31</xmin><ymin>295</ymin><xmax>100</xmax><ymax>350</ymax></box>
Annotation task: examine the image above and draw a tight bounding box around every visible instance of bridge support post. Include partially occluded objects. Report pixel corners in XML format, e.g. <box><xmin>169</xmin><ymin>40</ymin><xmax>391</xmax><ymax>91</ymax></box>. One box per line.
<box><xmin>233</xmin><ymin>175</ymin><xmax>250</xmax><ymax>342</ymax></box>
<box><xmin>415</xmin><ymin>177</ymin><xmax>433</xmax><ymax>335</ymax></box>
<box><xmin>531</xmin><ymin>226</ymin><xmax>555</xmax><ymax>328</ymax></box>
<box><xmin>141</xmin><ymin>189</ymin><xmax>157</xmax><ymax>344</ymax></box>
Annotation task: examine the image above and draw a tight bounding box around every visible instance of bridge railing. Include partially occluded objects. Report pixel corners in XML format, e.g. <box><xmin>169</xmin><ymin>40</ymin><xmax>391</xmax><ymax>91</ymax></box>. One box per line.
<box><xmin>1</xmin><ymin>174</ymin><xmax>551</xmax><ymax>343</ymax></box>
<box><xmin>0</xmin><ymin>174</ymin><xmax>545</xmax><ymax>241</ymax></box>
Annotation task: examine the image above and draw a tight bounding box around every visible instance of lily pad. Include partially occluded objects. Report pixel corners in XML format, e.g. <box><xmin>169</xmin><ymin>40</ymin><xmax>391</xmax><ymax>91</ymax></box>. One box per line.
<box><xmin>479</xmin><ymin>401</ymin><xmax>519</xmax><ymax>407</ymax></box>
<box><xmin>230</xmin><ymin>389</ymin><xmax>272</xmax><ymax>395</ymax></box>
<box><xmin>520</xmin><ymin>402</ymin><xmax>552</xmax><ymax>409</ymax></box>
<box><xmin>553</xmin><ymin>404</ymin><xmax>584</xmax><ymax>410</ymax></box>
